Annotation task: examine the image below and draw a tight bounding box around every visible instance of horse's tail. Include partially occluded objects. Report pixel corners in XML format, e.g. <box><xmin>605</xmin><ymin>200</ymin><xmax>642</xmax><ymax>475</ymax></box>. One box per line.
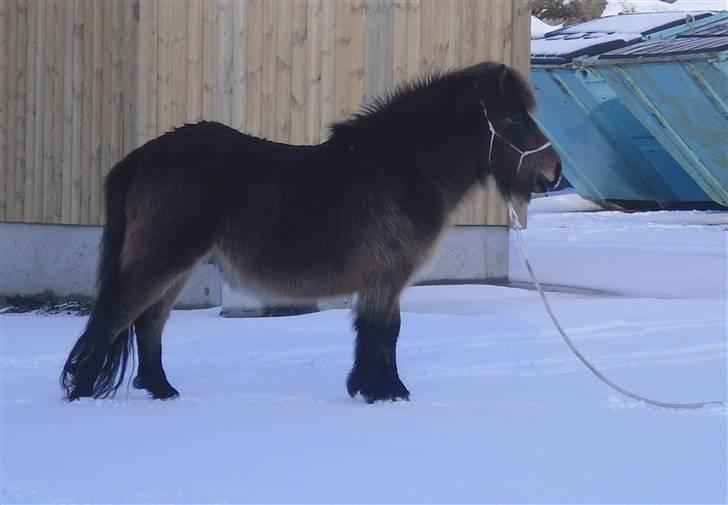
<box><xmin>60</xmin><ymin>149</ymin><xmax>143</xmax><ymax>400</ymax></box>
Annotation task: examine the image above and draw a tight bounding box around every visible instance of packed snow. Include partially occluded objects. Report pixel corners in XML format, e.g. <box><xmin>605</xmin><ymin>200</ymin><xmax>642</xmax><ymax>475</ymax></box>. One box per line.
<box><xmin>531</xmin><ymin>16</ymin><xmax>562</xmax><ymax>39</ymax></box>
<box><xmin>2</xmin><ymin>195</ymin><xmax>726</xmax><ymax>503</ymax></box>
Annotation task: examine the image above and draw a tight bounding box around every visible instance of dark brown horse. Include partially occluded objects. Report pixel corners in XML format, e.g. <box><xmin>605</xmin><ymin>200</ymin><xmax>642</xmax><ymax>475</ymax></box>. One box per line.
<box><xmin>61</xmin><ymin>62</ymin><xmax>560</xmax><ymax>403</ymax></box>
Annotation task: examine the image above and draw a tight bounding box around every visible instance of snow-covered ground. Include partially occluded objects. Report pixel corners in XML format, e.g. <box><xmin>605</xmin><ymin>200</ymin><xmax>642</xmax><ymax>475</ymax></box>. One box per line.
<box><xmin>2</xmin><ymin>195</ymin><xmax>727</xmax><ymax>503</ymax></box>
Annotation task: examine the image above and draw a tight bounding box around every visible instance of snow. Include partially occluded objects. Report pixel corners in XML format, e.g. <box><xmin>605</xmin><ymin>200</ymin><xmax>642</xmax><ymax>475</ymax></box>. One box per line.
<box><xmin>561</xmin><ymin>10</ymin><xmax>714</xmax><ymax>34</ymax></box>
<box><xmin>2</xmin><ymin>195</ymin><xmax>727</xmax><ymax>503</ymax></box>
<box><xmin>531</xmin><ymin>16</ymin><xmax>562</xmax><ymax>39</ymax></box>
<box><xmin>531</xmin><ymin>32</ymin><xmax>643</xmax><ymax>59</ymax></box>
<box><xmin>604</xmin><ymin>0</ymin><xmax>728</xmax><ymax>16</ymax></box>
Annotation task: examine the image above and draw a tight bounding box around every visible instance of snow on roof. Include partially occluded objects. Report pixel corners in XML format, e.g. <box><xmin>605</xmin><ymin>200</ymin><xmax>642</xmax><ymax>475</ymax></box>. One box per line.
<box><xmin>603</xmin><ymin>0</ymin><xmax>727</xmax><ymax>17</ymax></box>
<box><xmin>531</xmin><ymin>16</ymin><xmax>562</xmax><ymax>39</ymax></box>
<box><xmin>531</xmin><ymin>32</ymin><xmax>643</xmax><ymax>61</ymax></box>
<box><xmin>555</xmin><ymin>11</ymin><xmax>712</xmax><ymax>35</ymax></box>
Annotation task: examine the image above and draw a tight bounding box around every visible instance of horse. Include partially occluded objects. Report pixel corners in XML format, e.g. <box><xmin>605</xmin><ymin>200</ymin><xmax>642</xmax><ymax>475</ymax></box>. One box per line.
<box><xmin>61</xmin><ymin>62</ymin><xmax>561</xmax><ymax>404</ymax></box>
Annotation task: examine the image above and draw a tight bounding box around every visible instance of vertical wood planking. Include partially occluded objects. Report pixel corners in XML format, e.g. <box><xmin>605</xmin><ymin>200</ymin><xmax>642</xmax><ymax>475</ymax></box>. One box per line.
<box><xmin>60</xmin><ymin>1</ymin><xmax>74</xmax><ymax>222</ymax></box>
<box><xmin>121</xmin><ymin>0</ymin><xmax>138</xmax><ymax>157</ymax></box>
<box><xmin>40</xmin><ymin>2</ymin><xmax>55</xmax><ymax>222</ymax></box>
<box><xmin>333</xmin><ymin>0</ymin><xmax>350</xmax><ymax>121</ymax></box>
<box><xmin>23</xmin><ymin>0</ymin><xmax>37</xmax><ymax>219</ymax></box>
<box><xmin>405</xmin><ymin>0</ymin><xmax>420</xmax><ymax>79</ymax></box>
<box><xmin>156</xmin><ymin>0</ymin><xmax>172</xmax><ymax>133</ymax></box>
<box><xmin>70</xmin><ymin>0</ymin><xmax>84</xmax><ymax>224</ymax></box>
<box><xmin>136</xmin><ymin>0</ymin><xmax>157</xmax><ymax>146</ymax></box>
<box><xmin>349</xmin><ymin>0</ymin><xmax>364</xmax><ymax>112</ymax></box>
<box><xmin>0</xmin><ymin>0</ymin><xmax>528</xmax><ymax>226</ymax></box>
<box><xmin>306</xmin><ymin>0</ymin><xmax>323</xmax><ymax>143</ymax></box>
<box><xmin>98</xmin><ymin>1</ymin><xmax>113</xmax><ymax>221</ymax></box>
<box><xmin>216</xmin><ymin>0</ymin><xmax>233</xmax><ymax>126</ymax></box>
<box><xmin>6</xmin><ymin>1</ymin><xmax>19</xmax><ymax>221</ymax></box>
<box><xmin>290</xmin><ymin>0</ymin><xmax>307</xmax><ymax>144</ymax></box>
<box><xmin>14</xmin><ymin>1</ymin><xmax>28</xmax><ymax>219</ymax></box>
<box><xmin>391</xmin><ymin>0</ymin><xmax>407</xmax><ymax>86</ymax></box>
<box><xmin>275</xmin><ymin>1</ymin><xmax>292</xmax><ymax>142</ymax></box>
<box><xmin>171</xmin><ymin>0</ymin><xmax>188</xmax><ymax>127</ymax></box>
<box><xmin>186</xmin><ymin>0</ymin><xmax>203</xmax><ymax>124</ymax></box>
<box><xmin>0</xmin><ymin>0</ymin><xmax>7</xmax><ymax>220</ymax></box>
<box><xmin>245</xmin><ymin>0</ymin><xmax>262</xmax><ymax>136</ymax></box>
<box><xmin>201</xmin><ymin>0</ymin><xmax>217</xmax><ymax>121</ymax></box>
<box><xmin>230</xmin><ymin>0</ymin><xmax>246</xmax><ymax>130</ymax></box>
<box><xmin>89</xmin><ymin>1</ymin><xmax>103</xmax><ymax>223</ymax></box>
<box><xmin>319</xmin><ymin>0</ymin><xmax>335</xmax><ymax>139</ymax></box>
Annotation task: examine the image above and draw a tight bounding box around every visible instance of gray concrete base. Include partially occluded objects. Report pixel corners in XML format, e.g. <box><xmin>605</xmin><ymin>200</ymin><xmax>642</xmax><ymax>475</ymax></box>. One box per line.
<box><xmin>0</xmin><ymin>222</ymin><xmax>508</xmax><ymax>314</ymax></box>
<box><xmin>0</xmin><ymin>222</ymin><xmax>221</xmax><ymax>308</ymax></box>
<box><xmin>221</xmin><ymin>225</ymin><xmax>509</xmax><ymax>315</ymax></box>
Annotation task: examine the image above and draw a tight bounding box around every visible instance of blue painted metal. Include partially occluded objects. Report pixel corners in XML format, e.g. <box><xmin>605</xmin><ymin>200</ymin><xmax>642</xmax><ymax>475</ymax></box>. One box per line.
<box><xmin>591</xmin><ymin>18</ymin><xmax>728</xmax><ymax>206</ymax></box>
<box><xmin>531</xmin><ymin>12</ymin><xmax>727</xmax><ymax>207</ymax></box>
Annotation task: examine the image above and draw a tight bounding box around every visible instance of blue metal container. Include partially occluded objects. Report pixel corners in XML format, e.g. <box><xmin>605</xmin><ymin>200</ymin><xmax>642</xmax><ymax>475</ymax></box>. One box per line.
<box><xmin>592</xmin><ymin>18</ymin><xmax>728</xmax><ymax>206</ymax></box>
<box><xmin>531</xmin><ymin>12</ymin><xmax>726</xmax><ymax>208</ymax></box>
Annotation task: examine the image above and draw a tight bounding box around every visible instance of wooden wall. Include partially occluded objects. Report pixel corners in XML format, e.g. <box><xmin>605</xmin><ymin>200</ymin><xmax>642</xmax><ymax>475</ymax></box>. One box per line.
<box><xmin>0</xmin><ymin>0</ymin><xmax>531</xmax><ymax>226</ymax></box>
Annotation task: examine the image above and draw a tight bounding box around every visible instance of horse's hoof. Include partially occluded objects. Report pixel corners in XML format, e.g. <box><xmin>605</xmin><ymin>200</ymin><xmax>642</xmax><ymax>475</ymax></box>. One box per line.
<box><xmin>66</xmin><ymin>386</ymin><xmax>92</xmax><ymax>402</ymax></box>
<box><xmin>134</xmin><ymin>375</ymin><xmax>180</xmax><ymax>400</ymax></box>
<box><xmin>347</xmin><ymin>371</ymin><xmax>410</xmax><ymax>404</ymax></box>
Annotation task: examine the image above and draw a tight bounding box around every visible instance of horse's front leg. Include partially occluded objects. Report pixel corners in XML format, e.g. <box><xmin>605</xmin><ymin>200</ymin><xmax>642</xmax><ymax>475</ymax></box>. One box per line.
<box><xmin>347</xmin><ymin>294</ymin><xmax>410</xmax><ymax>403</ymax></box>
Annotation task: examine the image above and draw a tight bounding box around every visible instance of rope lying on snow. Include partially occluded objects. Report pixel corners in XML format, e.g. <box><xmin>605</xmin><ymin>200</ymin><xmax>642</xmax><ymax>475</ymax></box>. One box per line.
<box><xmin>507</xmin><ymin>201</ymin><xmax>726</xmax><ymax>410</ymax></box>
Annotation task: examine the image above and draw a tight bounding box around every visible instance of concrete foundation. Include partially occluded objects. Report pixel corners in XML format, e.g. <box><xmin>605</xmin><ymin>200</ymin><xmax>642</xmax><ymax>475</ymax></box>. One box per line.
<box><xmin>0</xmin><ymin>222</ymin><xmax>221</xmax><ymax>308</ymax></box>
<box><xmin>0</xmin><ymin>222</ymin><xmax>508</xmax><ymax>313</ymax></box>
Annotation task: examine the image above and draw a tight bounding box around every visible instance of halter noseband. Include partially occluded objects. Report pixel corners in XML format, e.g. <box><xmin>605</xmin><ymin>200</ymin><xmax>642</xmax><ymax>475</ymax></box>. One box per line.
<box><xmin>480</xmin><ymin>100</ymin><xmax>552</xmax><ymax>175</ymax></box>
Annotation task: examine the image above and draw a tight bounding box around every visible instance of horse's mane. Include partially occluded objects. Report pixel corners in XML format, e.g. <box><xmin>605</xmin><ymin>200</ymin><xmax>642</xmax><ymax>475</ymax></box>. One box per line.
<box><xmin>328</xmin><ymin>62</ymin><xmax>535</xmax><ymax>145</ymax></box>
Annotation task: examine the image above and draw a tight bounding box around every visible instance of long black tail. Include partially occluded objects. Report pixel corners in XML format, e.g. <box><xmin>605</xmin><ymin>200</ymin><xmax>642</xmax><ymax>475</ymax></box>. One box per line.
<box><xmin>60</xmin><ymin>148</ymin><xmax>144</xmax><ymax>400</ymax></box>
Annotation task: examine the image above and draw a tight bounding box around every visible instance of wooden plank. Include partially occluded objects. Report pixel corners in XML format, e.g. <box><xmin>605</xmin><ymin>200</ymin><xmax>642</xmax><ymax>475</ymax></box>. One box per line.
<box><xmin>71</xmin><ymin>0</ymin><xmax>84</xmax><ymax>224</ymax></box>
<box><xmin>136</xmin><ymin>0</ymin><xmax>157</xmax><ymax>145</ymax></box>
<box><xmin>98</xmin><ymin>0</ymin><xmax>113</xmax><ymax>223</ymax></box>
<box><xmin>156</xmin><ymin>0</ymin><xmax>172</xmax><ymax>133</ymax></box>
<box><xmin>305</xmin><ymin>0</ymin><xmax>321</xmax><ymax>144</ymax></box>
<box><xmin>121</xmin><ymin>0</ymin><xmax>138</xmax><ymax>156</ymax></box>
<box><xmin>6</xmin><ymin>0</ymin><xmax>18</xmax><ymax>221</ymax></box>
<box><xmin>319</xmin><ymin>0</ymin><xmax>335</xmax><ymax>139</ymax></box>
<box><xmin>244</xmin><ymin>0</ymin><xmax>262</xmax><ymax>136</ymax></box>
<box><xmin>333</xmin><ymin>0</ymin><xmax>350</xmax><ymax>121</ymax></box>
<box><xmin>41</xmin><ymin>1</ymin><xmax>56</xmax><ymax>223</ymax></box>
<box><xmin>23</xmin><ymin>0</ymin><xmax>37</xmax><ymax>220</ymax></box>
<box><xmin>108</xmin><ymin>0</ymin><xmax>123</xmax><ymax>176</ymax></box>
<box><xmin>32</xmin><ymin>0</ymin><xmax>45</xmax><ymax>222</ymax></box>
<box><xmin>171</xmin><ymin>0</ymin><xmax>188</xmax><ymax>127</ymax></box>
<box><xmin>512</xmin><ymin>0</ymin><xmax>531</xmax><ymax>75</ymax></box>
<box><xmin>431</xmin><ymin>0</ymin><xmax>449</xmax><ymax>70</ymax></box>
<box><xmin>260</xmin><ymin>0</ymin><xmax>277</xmax><ymax>139</ymax></box>
<box><xmin>216</xmin><ymin>0</ymin><xmax>233</xmax><ymax>126</ymax></box>
<box><xmin>0</xmin><ymin>0</ymin><xmax>7</xmax><ymax>220</ymax></box>
<box><xmin>61</xmin><ymin>0</ymin><xmax>74</xmax><ymax>223</ymax></box>
<box><xmin>14</xmin><ymin>0</ymin><xmax>29</xmax><ymax>220</ymax></box>
<box><xmin>290</xmin><ymin>0</ymin><xmax>307</xmax><ymax>144</ymax></box>
<box><xmin>89</xmin><ymin>0</ymin><xmax>103</xmax><ymax>224</ymax></box>
<box><xmin>419</xmin><ymin>0</ymin><xmax>433</xmax><ymax>74</ymax></box>
<box><xmin>80</xmin><ymin>0</ymin><xmax>94</xmax><ymax>224</ymax></box>
<box><xmin>447</xmin><ymin>0</ymin><xmax>461</xmax><ymax>68</ymax></box>
<box><xmin>360</xmin><ymin>0</ymin><xmax>390</xmax><ymax>103</ymax></box>
<box><xmin>275</xmin><ymin>1</ymin><xmax>292</xmax><ymax>142</ymax></box>
<box><xmin>405</xmin><ymin>0</ymin><xmax>420</xmax><ymax>79</ymax></box>
<box><xmin>186</xmin><ymin>0</ymin><xmax>203</xmax><ymax>124</ymax></box>
<box><xmin>201</xmin><ymin>0</ymin><xmax>217</xmax><ymax>121</ymax></box>
<box><xmin>349</xmin><ymin>0</ymin><xmax>364</xmax><ymax>111</ymax></box>
<box><xmin>391</xmin><ymin>0</ymin><xmax>407</xmax><ymax>86</ymax></box>
<box><xmin>230</xmin><ymin>0</ymin><xmax>246</xmax><ymax>130</ymax></box>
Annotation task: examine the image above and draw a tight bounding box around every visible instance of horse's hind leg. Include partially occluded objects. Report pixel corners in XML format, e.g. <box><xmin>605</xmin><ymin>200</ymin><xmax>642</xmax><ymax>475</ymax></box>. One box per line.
<box><xmin>132</xmin><ymin>276</ymin><xmax>189</xmax><ymax>399</ymax></box>
<box><xmin>347</xmin><ymin>286</ymin><xmax>410</xmax><ymax>403</ymax></box>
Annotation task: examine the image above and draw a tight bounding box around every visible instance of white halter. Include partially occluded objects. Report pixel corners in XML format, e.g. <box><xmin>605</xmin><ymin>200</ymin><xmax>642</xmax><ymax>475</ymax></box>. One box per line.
<box><xmin>480</xmin><ymin>100</ymin><xmax>552</xmax><ymax>175</ymax></box>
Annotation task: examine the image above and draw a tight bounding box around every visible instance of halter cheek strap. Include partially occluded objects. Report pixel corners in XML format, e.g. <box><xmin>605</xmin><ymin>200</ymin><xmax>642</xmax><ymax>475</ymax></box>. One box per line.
<box><xmin>480</xmin><ymin>100</ymin><xmax>552</xmax><ymax>175</ymax></box>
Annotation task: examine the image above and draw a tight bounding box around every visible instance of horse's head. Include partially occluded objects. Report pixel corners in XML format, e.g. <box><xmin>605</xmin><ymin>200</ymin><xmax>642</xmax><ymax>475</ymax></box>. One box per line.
<box><xmin>467</xmin><ymin>63</ymin><xmax>561</xmax><ymax>202</ymax></box>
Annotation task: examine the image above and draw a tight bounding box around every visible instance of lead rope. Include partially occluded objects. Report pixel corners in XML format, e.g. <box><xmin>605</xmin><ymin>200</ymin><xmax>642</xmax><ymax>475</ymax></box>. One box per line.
<box><xmin>507</xmin><ymin>202</ymin><xmax>727</xmax><ymax>410</ymax></box>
